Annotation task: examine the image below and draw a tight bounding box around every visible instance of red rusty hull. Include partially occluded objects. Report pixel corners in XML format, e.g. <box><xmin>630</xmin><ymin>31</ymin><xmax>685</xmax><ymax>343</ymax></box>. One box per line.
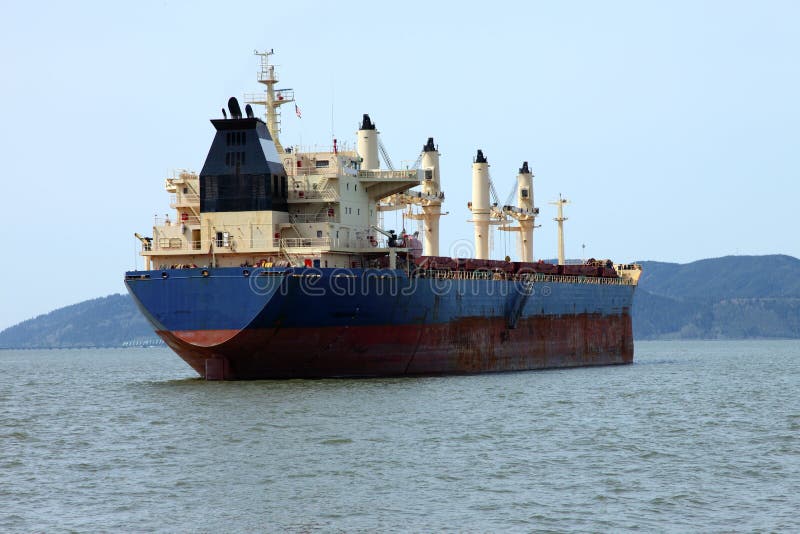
<box><xmin>157</xmin><ymin>312</ymin><xmax>633</xmax><ymax>380</ymax></box>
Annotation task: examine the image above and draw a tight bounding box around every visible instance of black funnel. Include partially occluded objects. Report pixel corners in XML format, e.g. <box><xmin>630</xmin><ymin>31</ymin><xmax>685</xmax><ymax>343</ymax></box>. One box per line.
<box><xmin>475</xmin><ymin>149</ymin><xmax>487</xmax><ymax>164</ymax></box>
<box><xmin>519</xmin><ymin>161</ymin><xmax>530</xmax><ymax>174</ymax></box>
<box><xmin>423</xmin><ymin>137</ymin><xmax>436</xmax><ymax>152</ymax></box>
<box><xmin>228</xmin><ymin>97</ymin><xmax>242</xmax><ymax>119</ymax></box>
<box><xmin>360</xmin><ymin>114</ymin><xmax>376</xmax><ymax>130</ymax></box>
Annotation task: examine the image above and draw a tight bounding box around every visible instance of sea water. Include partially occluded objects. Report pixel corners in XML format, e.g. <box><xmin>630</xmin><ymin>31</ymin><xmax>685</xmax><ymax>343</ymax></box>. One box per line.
<box><xmin>1</xmin><ymin>340</ymin><xmax>799</xmax><ymax>532</ymax></box>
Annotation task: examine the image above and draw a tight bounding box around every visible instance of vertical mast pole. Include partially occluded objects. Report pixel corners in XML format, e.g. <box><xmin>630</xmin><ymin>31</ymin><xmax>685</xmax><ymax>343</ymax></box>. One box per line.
<box><xmin>551</xmin><ymin>194</ymin><xmax>569</xmax><ymax>265</ymax></box>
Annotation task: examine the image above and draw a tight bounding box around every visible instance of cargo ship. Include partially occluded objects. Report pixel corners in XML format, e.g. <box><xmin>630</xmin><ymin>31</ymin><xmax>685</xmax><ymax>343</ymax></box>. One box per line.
<box><xmin>124</xmin><ymin>50</ymin><xmax>642</xmax><ymax>380</ymax></box>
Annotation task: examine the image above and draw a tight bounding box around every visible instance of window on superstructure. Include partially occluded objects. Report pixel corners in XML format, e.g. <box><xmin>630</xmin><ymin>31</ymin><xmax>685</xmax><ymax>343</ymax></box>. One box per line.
<box><xmin>354</xmin><ymin>184</ymin><xmax>358</xmax><ymax>191</ymax></box>
<box><xmin>315</xmin><ymin>160</ymin><xmax>329</xmax><ymax>168</ymax></box>
<box><xmin>241</xmin><ymin>132</ymin><xmax>246</xmax><ymax>144</ymax></box>
<box><xmin>216</xmin><ymin>231</ymin><xmax>230</xmax><ymax>247</ymax></box>
<box><xmin>281</xmin><ymin>176</ymin><xmax>287</xmax><ymax>198</ymax></box>
<box><xmin>273</xmin><ymin>175</ymin><xmax>278</xmax><ymax>196</ymax></box>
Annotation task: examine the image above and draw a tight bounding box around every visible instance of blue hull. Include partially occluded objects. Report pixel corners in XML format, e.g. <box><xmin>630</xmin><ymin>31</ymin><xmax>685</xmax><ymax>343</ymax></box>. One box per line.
<box><xmin>125</xmin><ymin>267</ymin><xmax>635</xmax><ymax>379</ymax></box>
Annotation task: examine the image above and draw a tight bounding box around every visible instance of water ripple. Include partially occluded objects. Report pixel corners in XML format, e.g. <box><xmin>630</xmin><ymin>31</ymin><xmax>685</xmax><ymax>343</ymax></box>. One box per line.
<box><xmin>1</xmin><ymin>341</ymin><xmax>799</xmax><ymax>532</ymax></box>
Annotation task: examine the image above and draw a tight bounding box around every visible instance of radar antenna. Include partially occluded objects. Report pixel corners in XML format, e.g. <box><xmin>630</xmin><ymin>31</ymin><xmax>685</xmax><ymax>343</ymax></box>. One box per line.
<box><xmin>245</xmin><ymin>49</ymin><xmax>295</xmax><ymax>154</ymax></box>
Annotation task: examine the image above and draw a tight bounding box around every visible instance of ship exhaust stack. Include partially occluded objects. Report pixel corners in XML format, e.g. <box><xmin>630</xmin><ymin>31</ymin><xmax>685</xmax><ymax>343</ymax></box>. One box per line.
<box><xmin>517</xmin><ymin>161</ymin><xmax>536</xmax><ymax>262</ymax></box>
<box><xmin>358</xmin><ymin>114</ymin><xmax>380</xmax><ymax>171</ymax></box>
<box><xmin>470</xmin><ymin>149</ymin><xmax>491</xmax><ymax>260</ymax></box>
<box><xmin>419</xmin><ymin>137</ymin><xmax>443</xmax><ymax>256</ymax></box>
<box><xmin>550</xmin><ymin>194</ymin><xmax>569</xmax><ymax>265</ymax></box>
<box><xmin>228</xmin><ymin>97</ymin><xmax>243</xmax><ymax>119</ymax></box>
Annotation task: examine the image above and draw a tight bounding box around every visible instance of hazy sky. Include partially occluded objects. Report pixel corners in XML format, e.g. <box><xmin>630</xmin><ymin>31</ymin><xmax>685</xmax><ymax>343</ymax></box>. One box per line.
<box><xmin>1</xmin><ymin>0</ymin><xmax>798</xmax><ymax>329</ymax></box>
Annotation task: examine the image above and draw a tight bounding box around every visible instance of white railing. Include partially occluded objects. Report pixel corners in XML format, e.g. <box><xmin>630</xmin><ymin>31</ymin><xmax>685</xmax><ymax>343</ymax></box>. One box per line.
<box><xmin>143</xmin><ymin>235</ymin><xmax>395</xmax><ymax>254</ymax></box>
<box><xmin>153</xmin><ymin>216</ymin><xmax>200</xmax><ymax>227</ymax></box>
<box><xmin>290</xmin><ymin>212</ymin><xmax>339</xmax><ymax>223</ymax></box>
<box><xmin>278</xmin><ymin>237</ymin><xmax>332</xmax><ymax>249</ymax></box>
<box><xmin>287</xmin><ymin>189</ymin><xmax>340</xmax><ymax>202</ymax></box>
<box><xmin>358</xmin><ymin>169</ymin><xmax>420</xmax><ymax>181</ymax></box>
<box><xmin>169</xmin><ymin>193</ymin><xmax>200</xmax><ymax>206</ymax></box>
<box><xmin>286</xmin><ymin>143</ymin><xmax>356</xmax><ymax>155</ymax></box>
<box><xmin>151</xmin><ymin>239</ymin><xmax>203</xmax><ymax>252</ymax></box>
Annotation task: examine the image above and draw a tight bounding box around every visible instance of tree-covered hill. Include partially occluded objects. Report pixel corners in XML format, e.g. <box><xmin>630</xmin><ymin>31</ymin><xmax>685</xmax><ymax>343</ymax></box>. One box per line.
<box><xmin>638</xmin><ymin>255</ymin><xmax>800</xmax><ymax>300</ymax></box>
<box><xmin>0</xmin><ymin>294</ymin><xmax>161</xmax><ymax>349</ymax></box>
<box><xmin>633</xmin><ymin>255</ymin><xmax>800</xmax><ymax>339</ymax></box>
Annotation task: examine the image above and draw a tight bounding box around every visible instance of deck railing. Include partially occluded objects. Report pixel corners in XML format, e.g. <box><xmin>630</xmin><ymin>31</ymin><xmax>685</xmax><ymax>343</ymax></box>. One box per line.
<box><xmin>169</xmin><ymin>193</ymin><xmax>200</xmax><ymax>207</ymax></box>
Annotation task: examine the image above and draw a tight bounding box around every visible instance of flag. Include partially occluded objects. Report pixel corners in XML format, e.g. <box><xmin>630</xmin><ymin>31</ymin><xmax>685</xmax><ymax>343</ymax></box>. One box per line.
<box><xmin>295</xmin><ymin>104</ymin><xmax>301</xmax><ymax>118</ymax></box>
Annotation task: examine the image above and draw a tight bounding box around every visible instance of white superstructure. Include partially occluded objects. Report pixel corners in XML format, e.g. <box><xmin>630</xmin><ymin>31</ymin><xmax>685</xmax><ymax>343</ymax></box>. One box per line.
<box><xmin>136</xmin><ymin>51</ymin><xmax>578</xmax><ymax>271</ymax></box>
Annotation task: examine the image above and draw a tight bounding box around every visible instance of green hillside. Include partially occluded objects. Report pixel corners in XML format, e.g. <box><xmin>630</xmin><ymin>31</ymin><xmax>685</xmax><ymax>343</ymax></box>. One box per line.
<box><xmin>0</xmin><ymin>294</ymin><xmax>161</xmax><ymax>349</ymax></box>
<box><xmin>633</xmin><ymin>255</ymin><xmax>800</xmax><ymax>339</ymax></box>
<box><xmin>638</xmin><ymin>255</ymin><xmax>800</xmax><ymax>300</ymax></box>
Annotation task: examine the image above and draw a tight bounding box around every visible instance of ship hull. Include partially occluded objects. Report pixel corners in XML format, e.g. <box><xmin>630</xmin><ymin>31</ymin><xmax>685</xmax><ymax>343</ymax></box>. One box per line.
<box><xmin>125</xmin><ymin>267</ymin><xmax>635</xmax><ymax>379</ymax></box>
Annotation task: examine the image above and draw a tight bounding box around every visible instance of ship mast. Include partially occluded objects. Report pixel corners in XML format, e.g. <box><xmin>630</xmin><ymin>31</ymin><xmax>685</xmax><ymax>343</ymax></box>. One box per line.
<box><xmin>245</xmin><ymin>49</ymin><xmax>294</xmax><ymax>154</ymax></box>
<box><xmin>499</xmin><ymin>161</ymin><xmax>540</xmax><ymax>261</ymax></box>
<box><xmin>469</xmin><ymin>150</ymin><xmax>491</xmax><ymax>259</ymax></box>
<box><xmin>550</xmin><ymin>194</ymin><xmax>569</xmax><ymax>265</ymax></box>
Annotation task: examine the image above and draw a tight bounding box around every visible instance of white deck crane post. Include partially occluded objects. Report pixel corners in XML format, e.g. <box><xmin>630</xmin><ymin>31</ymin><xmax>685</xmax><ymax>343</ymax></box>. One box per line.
<box><xmin>550</xmin><ymin>194</ymin><xmax>569</xmax><ymax>265</ymax></box>
<box><xmin>499</xmin><ymin>161</ymin><xmax>540</xmax><ymax>262</ymax></box>
<box><xmin>469</xmin><ymin>150</ymin><xmax>491</xmax><ymax>260</ymax></box>
<box><xmin>419</xmin><ymin>137</ymin><xmax>443</xmax><ymax>256</ymax></box>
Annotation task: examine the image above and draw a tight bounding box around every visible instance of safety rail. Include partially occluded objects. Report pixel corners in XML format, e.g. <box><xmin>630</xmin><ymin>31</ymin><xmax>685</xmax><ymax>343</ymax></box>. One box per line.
<box><xmin>145</xmin><ymin>237</ymin><xmax>276</xmax><ymax>253</ymax></box>
<box><xmin>358</xmin><ymin>169</ymin><xmax>420</xmax><ymax>181</ymax></box>
<box><xmin>285</xmin><ymin>143</ymin><xmax>356</xmax><ymax>155</ymax></box>
<box><xmin>143</xmin><ymin>235</ymin><xmax>363</xmax><ymax>253</ymax></box>
<box><xmin>277</xmin><ymin>237</ymin><xmax>332</xmax><ymax>248</ymax></box>
<box><xmin>243</xmin><ymin>88</ymin><xmax>295</xmax><ymax>102</ymax></box>
<box><xmin>169</xmin><ymin>193</ymin><xmax>200</xmax><ymax>206</ymax></box>
<box><xmin>413</xmin><ymin>269</ymin><xmax>633</xmax><ymax>285</ymax></box>
<box><xmin>165</xmin><ymin>172</ymin><xmax>198</xmax><ymax>187</ymax></box>
<box><xmin>290</xmin><ymin>212</ymin><xmax>339</xmax><ymax>223</ymax></box>
<box><xmin>150</xmin><ymin>239</ymin><xmax>203</xmax><ymax>251</ymax></box>
<box><xmin>287</xmin><ymin>189</ymin><xmax>340</xmax><ymax>202</ymax></box>
<box><xmin>286</xmin><ymin>167</ymin><xmax>335</xmax><ymax>178</ymax></box>
<box><xmin>153</xmin><ymin>216</ymin><xmax>200</xmax><ymax>227</ymax></box>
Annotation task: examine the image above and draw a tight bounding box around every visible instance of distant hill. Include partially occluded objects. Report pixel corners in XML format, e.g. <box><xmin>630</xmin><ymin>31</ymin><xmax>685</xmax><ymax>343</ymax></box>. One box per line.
<box><xmin>1</xmin><ymin>255</ymin><xmax>799</xmax><ymax>348</ymax></box>
<box><xmin>638</xmin><ymin>255</ymin><xmax>800</xmax><ymax>300</ymax></box>
<box><xmin>0</xmin><ymin>294</ymin><xmax>162</xmax><ymax>349</ymax></box>
<box><xmin>633</xmin><ymin>254</ymin><xmax>800</xmax><ymax>339</ymax></box>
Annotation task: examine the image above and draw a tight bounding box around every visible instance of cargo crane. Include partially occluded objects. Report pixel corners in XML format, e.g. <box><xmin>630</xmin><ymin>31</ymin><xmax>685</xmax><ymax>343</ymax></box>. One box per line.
<box><xmin>499</xmin><ymin>161</ymin><xmax>540</xmax><ymax>262</ymax></box>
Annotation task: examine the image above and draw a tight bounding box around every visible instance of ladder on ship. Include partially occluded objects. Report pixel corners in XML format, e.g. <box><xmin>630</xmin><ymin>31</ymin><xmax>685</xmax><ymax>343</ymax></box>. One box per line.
<box><xmin>279</xmin><ymin>240</ymin><xmax>303</xmax><ymax>267</ymax></box>
<box><xmin>507</xmin><ymin>277</ymin><xmax>535</xmax><ymax>329</ymax></box>
<box><xmin>378</xmin><ymin>138</ymin><xmax>395</xmax><ymax>170</ymax></box>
